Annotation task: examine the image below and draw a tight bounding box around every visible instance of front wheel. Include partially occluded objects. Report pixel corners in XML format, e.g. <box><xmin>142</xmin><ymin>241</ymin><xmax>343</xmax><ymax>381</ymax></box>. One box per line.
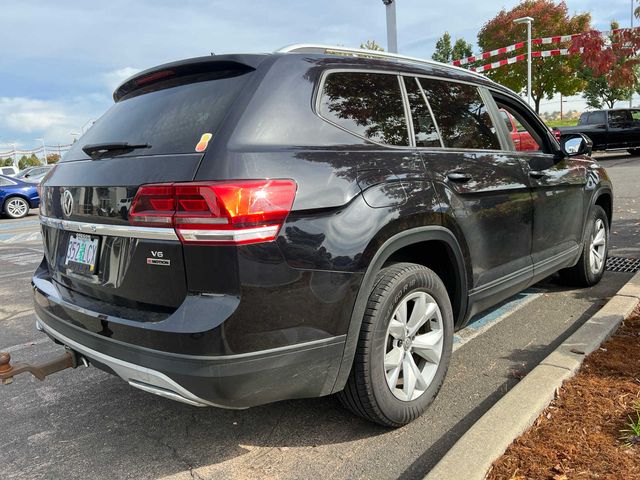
<box><xmin>3</xmin><ymin>196</ymin><xmax>30</xmax><ymax>219</ymax></box>
<box><xmin>559</xmin><ymin>205</ymin><xmax>609</xmax><ymax>286</ymax></box>
<box><xmin>337</xmin><ymin>263</ymin><xmax>453</xmax><ymax>427</ymax></box>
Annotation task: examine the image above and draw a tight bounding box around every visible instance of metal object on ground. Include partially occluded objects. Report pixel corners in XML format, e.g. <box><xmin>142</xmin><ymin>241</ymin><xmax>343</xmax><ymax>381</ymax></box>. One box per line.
<box><xmin>606</xmin><ymin>256</ymin><xmax>640</xmax><ymax>273</ymax></box>
<box><xmin>0</xmin><ymin>350</ymin><xmax>77</xmax><ymax>385</ymax></box>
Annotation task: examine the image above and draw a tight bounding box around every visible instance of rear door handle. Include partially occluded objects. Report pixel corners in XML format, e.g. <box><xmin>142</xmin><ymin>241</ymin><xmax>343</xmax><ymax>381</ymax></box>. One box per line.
<box><xmin>446</xmin><ymin>172</ymin><xmax>472</xmax><ymax>183</ymax></box>
<box><xmin>529</xmin><ymin>170</ymin><xmax>547</xmax><ymax>179</ymax></box>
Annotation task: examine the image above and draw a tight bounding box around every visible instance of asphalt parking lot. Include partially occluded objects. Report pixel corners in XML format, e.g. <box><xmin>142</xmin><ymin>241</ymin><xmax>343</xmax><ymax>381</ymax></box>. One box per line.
<box><xmin>1</xmin><ymin>153</ymin><xmax>639</xmax><ymax>480</ymax></box>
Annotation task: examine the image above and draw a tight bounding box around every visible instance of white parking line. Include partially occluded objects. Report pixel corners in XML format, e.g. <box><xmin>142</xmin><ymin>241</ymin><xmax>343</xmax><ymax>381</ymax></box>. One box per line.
<box><xmin>0</xmin><ymin>270</ymin><xmax>35</xmax><ymax>279</ymax></box>
<box><xmin>453</xmin><ymin>290</ymin><xmax>543</xmax><ymax>352</ymax></box>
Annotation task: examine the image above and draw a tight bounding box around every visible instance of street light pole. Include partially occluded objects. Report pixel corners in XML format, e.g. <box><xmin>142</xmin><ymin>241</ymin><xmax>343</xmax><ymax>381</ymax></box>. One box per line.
<box><xmin>514</xmin><ymin>16</ymin><xmax>534</xmax><ymax>107</ymax></box>
<box><xmin>382</xmin><ymin>0</ymin><xmax>398</xmax><ymax>53</ymax></box>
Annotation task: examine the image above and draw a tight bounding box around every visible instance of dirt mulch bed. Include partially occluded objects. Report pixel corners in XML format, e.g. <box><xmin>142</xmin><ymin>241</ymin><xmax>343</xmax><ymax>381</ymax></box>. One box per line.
<box><xmin>487</xmin><ymin>304</ymin><xmax>640</xmax><ymax>480</ymax></box>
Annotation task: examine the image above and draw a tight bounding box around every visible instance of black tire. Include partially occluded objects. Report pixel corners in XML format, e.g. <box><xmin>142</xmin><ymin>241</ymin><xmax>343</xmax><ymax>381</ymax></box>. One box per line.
<box><xmin>337</xmin><ymin>263</ymin><xmax>453</xmax><ymax>427</ymax></box>
<box><xmin>627</xmin><ymin>149</ymin><xmax>640</xmax><ymax>156</ymax></box>
<box><xmin>559</xmin><ymin>205</ymin><xmax>608</xmax><ymax>287</ymax></box>
<box><xmin>3</xmin><ymin>196</ymin><xmax>30</xmax><ymax>219</ymax></box>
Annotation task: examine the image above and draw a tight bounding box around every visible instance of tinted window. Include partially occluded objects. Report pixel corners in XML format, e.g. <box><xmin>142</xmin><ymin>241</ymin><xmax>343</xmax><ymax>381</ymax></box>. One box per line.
<box><xmin>64</xmin><ymin>70</ymin><xmax>252</xmax><ymax>161</ymax></box>
<box><xmin>320</xmin><ymin>72</ymin><xmax>409</xmax><ymax>146</ymax></box>
<box><xmin>404</xmin><ymin>77</ymin><xmax>441</xmax><ymax>147</ymax></box>
<box><xmin>1</xmin><ymin>168</ymin><xmax>14</xmax><ymax>175</ymax></box>
<box><xmin>418</xmin><ymin>78</ymin><xmax>501</xmax><ymax>150</ymax></box>
<box><xmin>609</xmin><ymin>110</ymin><xmax>631</xmax><ymax>127</ymax></box>
<box><xmin>632</xmin><ymin>110</ymin><xmax>640</xmax><ymax>121</ymax></box>
<box><xmin>588</xmin><ymin>111</ymin><xmax>606</xmax><ymax>125</ymax></box>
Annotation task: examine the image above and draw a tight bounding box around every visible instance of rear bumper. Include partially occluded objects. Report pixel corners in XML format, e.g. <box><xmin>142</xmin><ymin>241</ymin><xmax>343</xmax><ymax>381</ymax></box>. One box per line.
<box><xmin>33</xmin><ymin>280</ymin><xmax>347</xmax><ymax>408</ymax></box>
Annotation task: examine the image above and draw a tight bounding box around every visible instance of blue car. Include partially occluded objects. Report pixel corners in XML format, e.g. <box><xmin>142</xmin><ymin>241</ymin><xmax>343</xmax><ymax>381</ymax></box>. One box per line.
<box><xmin>0</xmin><ymin>174</ymin><xmax>40</xmax><ymax>219</ymax></box>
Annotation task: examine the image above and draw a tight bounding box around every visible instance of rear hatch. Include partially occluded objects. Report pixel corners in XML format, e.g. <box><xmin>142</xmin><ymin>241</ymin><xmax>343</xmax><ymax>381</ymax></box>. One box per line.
<box><xmin>39</xmin><ymin>58</ymin><xmax>259</xmax><ymax>315</ymax></box>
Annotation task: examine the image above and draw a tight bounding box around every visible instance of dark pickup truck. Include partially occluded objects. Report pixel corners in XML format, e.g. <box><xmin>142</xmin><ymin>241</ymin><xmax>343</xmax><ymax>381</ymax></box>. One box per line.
<box><xmin>555</xmin><ymin>108</ymin><xmax>640</xmax><ymax>155</ymax></box>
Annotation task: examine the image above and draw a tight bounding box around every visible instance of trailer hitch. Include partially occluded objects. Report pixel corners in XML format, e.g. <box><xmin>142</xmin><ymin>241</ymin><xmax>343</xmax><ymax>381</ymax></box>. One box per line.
<box><xmin>0</xmin><ymin>349</ymin><xmax>79</xmax><ymax>385</ymax></box>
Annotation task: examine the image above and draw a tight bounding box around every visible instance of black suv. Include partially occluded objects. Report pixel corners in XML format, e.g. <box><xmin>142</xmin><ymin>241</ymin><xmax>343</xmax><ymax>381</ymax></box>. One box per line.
<box><xmin>33</xmin><ymin>45</ymin><xmax>612</xmax><ymax>427</ymax></box>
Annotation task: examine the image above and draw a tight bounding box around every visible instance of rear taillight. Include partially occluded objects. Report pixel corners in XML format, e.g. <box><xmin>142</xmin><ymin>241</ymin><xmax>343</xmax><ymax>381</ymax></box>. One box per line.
<box><xmin>129</xmin><ymin>180</ymin><xmax>297</xmax><ymax>245</ymax></box>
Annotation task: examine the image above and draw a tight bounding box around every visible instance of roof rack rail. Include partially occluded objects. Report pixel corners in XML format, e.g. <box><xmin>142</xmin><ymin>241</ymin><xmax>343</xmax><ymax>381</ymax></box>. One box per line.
<box><xmin>276</xmin><ymin>44</ymin><xmax>485</xmax><ymax>78</ymax></box>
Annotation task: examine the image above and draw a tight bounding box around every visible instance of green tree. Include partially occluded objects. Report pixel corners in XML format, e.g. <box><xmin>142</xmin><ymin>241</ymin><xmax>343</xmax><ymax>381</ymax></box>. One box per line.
<box><xmin>18</xmin><ymin>154</ymin><xmax>41</xmax><ymax>170</ymax></box>
<box><xmin>477</xmin><ymin>0</ymin><xmax>591</xmax><ymax>113</ymax></box>
<box><xmin>432</xmin><ymin>32</ymin><xmax>453</xmax><ymax>63</ymax></box>
<box><xmin>582</xmin><ymin>72</ymin><xmax>632</xmax><ymax>109</ymax></box>
<box><xmin>360</xmin><ymin>40</ymin><xmax>384</xmax><ymax>51</ymax></box>
<box><xmin>1</xmin><ymin>158</ymin><xmax>13</xmax><ymax>167</ymax></box>
<box><xmin>433</xmin><ymin>33</ymin><xmax>474</xmax><ymax>63</ymax></box>
<box><xmin>452</xmin><ymin>38</ymin><xmax>473</xmax><ymax>61</ymax></box>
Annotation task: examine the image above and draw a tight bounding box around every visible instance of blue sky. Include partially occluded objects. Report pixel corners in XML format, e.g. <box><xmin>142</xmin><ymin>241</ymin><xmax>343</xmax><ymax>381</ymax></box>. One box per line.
<box><xmin>0</xmin><ymin>0</ymin><xmax>634</xmax><ymax>150</ymax></box>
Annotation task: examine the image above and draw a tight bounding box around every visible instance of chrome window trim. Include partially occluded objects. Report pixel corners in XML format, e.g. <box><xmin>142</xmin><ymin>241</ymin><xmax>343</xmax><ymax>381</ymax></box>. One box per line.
<box><xmin>40</xmin><ymin>215</ymin><xmax>179</xmax><ymax>241</ymax></box>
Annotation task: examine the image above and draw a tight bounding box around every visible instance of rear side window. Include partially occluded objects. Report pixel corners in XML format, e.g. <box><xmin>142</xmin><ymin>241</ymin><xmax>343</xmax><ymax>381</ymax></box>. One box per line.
<box><xmin>1</xmin><ymin>168</ymin><xmax>14</xmax><ymax>175</ymax></box>
<box><xmin>418</xmin><ymin>78</ymin><xmax>501</xmax><ymax>150</ymax></box>
<box><xmin>64</xmin><ymin>69</ymin><xmax>252</xmax><ymax>161</ymax></box>
<box><xmin>404</xmin><ymin>77</ymin><xmax>441</xmax><ymax>148</ymax></box>
<box><xmin>608</xmin><ymin>110</ymin><xmax>631</xmax><ymax>127</ymax></box>
<box><xmin>319</xmin><ymin>72</ymin><xmax>409</xmax><ymax>146</ymax></box>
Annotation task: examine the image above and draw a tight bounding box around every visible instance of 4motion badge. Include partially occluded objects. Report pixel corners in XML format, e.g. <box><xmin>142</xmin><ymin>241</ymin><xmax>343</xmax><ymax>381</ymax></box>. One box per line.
<box><xmin>147</xmin><ymin>250</ymin><xmax>170</xmax><ymax>266</ymax></box>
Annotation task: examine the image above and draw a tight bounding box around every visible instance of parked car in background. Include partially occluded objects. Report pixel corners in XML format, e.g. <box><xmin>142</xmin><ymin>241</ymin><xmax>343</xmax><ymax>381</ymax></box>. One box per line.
<box><xmin>31</xmin><ymin>45</ymin><xmax>611</xmax><ymax>427</ymax></box>
<box><xmin>554</xmin><ymin>108</ymin><xmax>640</xmax><ymax>154</ymax></box>
<box><xmin>1</xmin><ymin>166</ymin><xmax>19</xmax><ymax>177</ymax></box>
<box><xmin>16</xmin><ymin>165</ymin><xmax>53</xmax><ymax>181</ymax></box>
<box><xmin>0</xmin><ymin>174</ymin><xmax>40</xmax><ymax>218</ymax></box>
<box><xmin>500</xmin><ymin>109</ymin><xmax>539</xmax><ymax>151</ymax></box>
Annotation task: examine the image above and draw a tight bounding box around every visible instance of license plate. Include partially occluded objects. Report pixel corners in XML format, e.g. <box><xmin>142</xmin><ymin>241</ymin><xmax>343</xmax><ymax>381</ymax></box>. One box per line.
<box><xmin>65</xmin><ymin>233</ymin><xmax>99</xmax><ymax>275</ymax></box>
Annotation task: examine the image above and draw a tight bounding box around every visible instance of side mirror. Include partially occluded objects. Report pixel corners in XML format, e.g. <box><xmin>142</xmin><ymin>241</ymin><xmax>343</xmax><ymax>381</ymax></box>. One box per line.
<box><xmin>561</xmin><ymin>133</ymin><xmax>592</xmax><ymax>157</ymax></box>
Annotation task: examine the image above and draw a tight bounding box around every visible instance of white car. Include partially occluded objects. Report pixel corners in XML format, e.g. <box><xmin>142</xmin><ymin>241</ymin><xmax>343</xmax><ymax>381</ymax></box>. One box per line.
<box><xmin>0</xmin><ymin>166</ymin><xmax>19</xmax><ymax>177</ymax></box>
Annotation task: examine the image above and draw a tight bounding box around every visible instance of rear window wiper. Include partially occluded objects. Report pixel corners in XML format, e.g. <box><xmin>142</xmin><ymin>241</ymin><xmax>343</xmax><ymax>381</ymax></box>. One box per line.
<box><xmin>82</xmin><ymin>142</ymin><xmax>151</xmax><ymax>159</ymax></box>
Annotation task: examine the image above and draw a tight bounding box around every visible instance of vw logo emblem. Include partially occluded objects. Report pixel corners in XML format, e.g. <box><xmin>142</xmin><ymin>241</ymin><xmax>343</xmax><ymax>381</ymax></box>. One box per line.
<box><xmin>62</xmin><ymin>190</ymin><xmax>74</xmax><ymax>218</ymax></box>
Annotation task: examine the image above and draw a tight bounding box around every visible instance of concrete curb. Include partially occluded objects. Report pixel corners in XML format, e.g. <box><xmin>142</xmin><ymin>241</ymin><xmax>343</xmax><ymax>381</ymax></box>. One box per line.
<box><xmin>425</xmin><ymin>270</ymin><xmax>640</xmax><ymax>480</ymax></box>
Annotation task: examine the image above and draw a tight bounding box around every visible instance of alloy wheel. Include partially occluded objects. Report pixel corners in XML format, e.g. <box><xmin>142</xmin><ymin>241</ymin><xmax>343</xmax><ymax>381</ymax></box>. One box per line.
<box><xmin>384</xmin><ymin>291</ymin><xmax>444</xmax><ymax>402</ymax></box>
<box><xmin>6</xmin><ymin>198</ymin><xmax>28</xmax><ymax>218</ymax></box>
<box><xmin>589</xmin><ymin>218</ymin><xmax>606</xmax><ymax>276</ymax></box>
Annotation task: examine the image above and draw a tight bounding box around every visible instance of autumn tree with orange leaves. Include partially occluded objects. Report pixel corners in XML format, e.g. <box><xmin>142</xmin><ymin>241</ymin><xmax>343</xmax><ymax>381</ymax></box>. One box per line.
<box><xmin>573</xmin><ymin>22</ymin><xmax>640</xmax><ymax>93</ymax></box>
<box><xmin>478</xmin><ymin>1</ymin><xmax>591</xmax><ymax>113</ymax></box>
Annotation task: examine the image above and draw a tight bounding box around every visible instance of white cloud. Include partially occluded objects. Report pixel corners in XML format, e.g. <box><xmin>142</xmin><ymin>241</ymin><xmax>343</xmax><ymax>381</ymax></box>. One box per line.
<box><xmin>0</xmin><ymin>95</ymin><xmax>110</xmax><ymax>147</ymax></box>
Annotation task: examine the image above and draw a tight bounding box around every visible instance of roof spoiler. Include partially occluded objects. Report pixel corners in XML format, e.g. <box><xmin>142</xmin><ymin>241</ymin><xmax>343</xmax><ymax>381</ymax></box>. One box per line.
<box><xmin>113</xmin><ymin>54</ymin><xmax>266</xmax><ymax>102</ymax></box>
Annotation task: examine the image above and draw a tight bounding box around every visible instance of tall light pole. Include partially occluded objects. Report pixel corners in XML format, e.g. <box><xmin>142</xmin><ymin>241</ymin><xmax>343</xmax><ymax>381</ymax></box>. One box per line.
<box><xmin>382</xmin><ymin>0</ymin><xmax>398</xmax><ymax>53</ymax></box>
<box><xmin>514</xmin><ymin>16</ymin><xmax>534</xmax><ymax>107</ymax></box>
<box><xmin>35</xmin><ymin>137</ymin><xmax>46</xmax><ymax>165</ymax></box>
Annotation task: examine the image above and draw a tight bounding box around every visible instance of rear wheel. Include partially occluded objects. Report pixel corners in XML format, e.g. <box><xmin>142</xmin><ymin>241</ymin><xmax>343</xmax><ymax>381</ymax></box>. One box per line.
<box><xmin>559</xmin><ymin>205</ymin><xmax>608</xmax><ymax>286</ymax></box>
<box><xmin>3</xmin><ymin>196</ymin><xmax>29</xmax><ymax>219</ymax></box>
<box><xmin>338</xmin><ymin>263</ymin><xmax>453</xmax><ymax>427</ymax></box>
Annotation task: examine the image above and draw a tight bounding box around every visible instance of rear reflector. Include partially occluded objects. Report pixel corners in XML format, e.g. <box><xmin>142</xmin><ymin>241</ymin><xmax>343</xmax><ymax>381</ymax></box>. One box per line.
<box><xmin>129</xmin><ymin>180</ymin><xmax>297</xmax><ymax>245</ymax></box>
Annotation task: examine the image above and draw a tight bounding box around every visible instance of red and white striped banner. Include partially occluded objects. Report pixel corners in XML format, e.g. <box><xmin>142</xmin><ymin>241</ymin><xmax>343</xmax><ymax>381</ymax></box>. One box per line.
<box><xmin>452</xmin><ymin>42</ymin><xmax>525</xmax><ymax>66</ymax></box>
<box><xmin>469</xmin><ymin>48</ymin><xmax>583</xmax><ymax>73</ymax></box>
<box><xmin>451</xmin><ymin>26</ymin><xmax>640</xmax><ymax>67</ymax></box>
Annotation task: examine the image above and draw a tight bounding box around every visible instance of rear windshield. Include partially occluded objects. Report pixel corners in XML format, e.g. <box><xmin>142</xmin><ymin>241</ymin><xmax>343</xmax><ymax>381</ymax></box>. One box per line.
<box><xmin>63</xmin><ymin>69</ymin><xmax>252</xmax><ymax>161</ymax></box>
